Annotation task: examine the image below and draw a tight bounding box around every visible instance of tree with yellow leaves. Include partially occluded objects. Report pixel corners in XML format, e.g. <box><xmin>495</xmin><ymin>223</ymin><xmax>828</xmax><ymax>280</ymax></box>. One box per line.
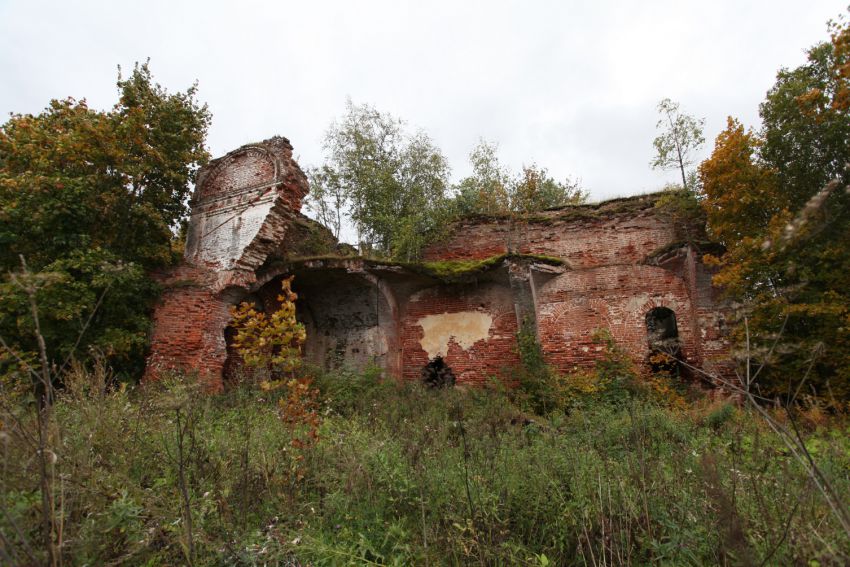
<box><xmin>229</xmin><ymin>277</ymin><xmax>320</xmax><ymax>464</ymax></box>
<box><xmin>699</xmin><ymin>16</ymin><xmax>850</xmax><ymax>402</ymax></box>
<box><xmin>229</xmin><ymin>276</ymin><xmax>306</xmax><ymax>379</ymax></box>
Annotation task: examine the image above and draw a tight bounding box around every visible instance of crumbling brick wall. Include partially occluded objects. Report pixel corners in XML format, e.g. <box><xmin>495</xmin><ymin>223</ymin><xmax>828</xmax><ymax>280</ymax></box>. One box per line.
<box><xmin>416</xmin><ymin>198</ymin><xmax>731</xmax><ymax>381</ymax></box>
<box><xmin>400</xmin><ymin>277</ymin><xmax>521</xmax><ymax>386</ymax></box>
<box><xmin>145</xmin><ymin>266</ymin><xmax>234</xmax><ymax>390</ymax></box>
<box><xmin>421</xmin><ymin>196</ymin><xmax>678</xmax><ymax>266</ymax></box>
<box><xmin>145</xmin><ymin>137</ymin><xmax>308</xmax><ymax>389</ymax></box>
<box><xmin>146</xmin><ymin>137</ymin><xmax>731</xmax><ymax>390</ymax></box>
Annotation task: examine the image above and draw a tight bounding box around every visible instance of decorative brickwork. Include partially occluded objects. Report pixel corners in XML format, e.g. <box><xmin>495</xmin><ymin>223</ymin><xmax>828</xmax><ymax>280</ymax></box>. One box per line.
<box><xmin>145</xmin><ymin>137</ymin><xmax>308</xmax><ymax>388</ymax></box>
<box><xmin>184</xmin><ymin>136</ymin><xmax>307</xmax><ymax>271</ymax></box>
<box><xmin>146</xmin><ymin>137</ymin><xmax>731</xmax><ymax>390</ymax></box>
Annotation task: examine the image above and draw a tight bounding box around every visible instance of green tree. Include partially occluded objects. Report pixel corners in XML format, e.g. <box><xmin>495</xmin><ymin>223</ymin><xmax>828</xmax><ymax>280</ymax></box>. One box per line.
<box><xmin>511</xmin><ymin>164</ymin><xmax>587</xmax><ymax>213</ymax></box>
<box><xmin>453</xmin><ymin>140</ymin><xmax>512</xmax><ymax>216</ymax></box>
<box><xmin>0</xmin><ymin>62</ymin><xmax>210</xmax><ymax>381</ymax></box>
<box><xmin>306</xmin><ymin>166</ymin><xmax>346</xmax><ymax>241</ymax></box>
<box><xmin>760</xmin><ymin>41</ymin><xmax>850</xmax><ymax>209</ymax></box>
<box><xmin>312</xmin><ymin>99</ymin><xmax>450</xmax><ymax>260</ymax></box>
<box><xmin>699</xmin><ymin>22</ymin><xmax>850</xmax><ymax>401</ymax></box>
<box><xmin>651</xmin><ymin>98</ymin><xmax>705</xmax><ymax>191</ymax></box>
<box><xmin>452</xmin><ymin>140</ymin><xmax>587</xmax><ymax>216</ymax></box>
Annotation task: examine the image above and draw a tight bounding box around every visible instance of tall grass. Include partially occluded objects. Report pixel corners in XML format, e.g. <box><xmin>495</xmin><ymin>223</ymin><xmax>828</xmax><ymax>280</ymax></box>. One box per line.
<box><xmin>1</xmin><ymin>364</ymin><xmax>849</xmax><ymax>565</ymax></box>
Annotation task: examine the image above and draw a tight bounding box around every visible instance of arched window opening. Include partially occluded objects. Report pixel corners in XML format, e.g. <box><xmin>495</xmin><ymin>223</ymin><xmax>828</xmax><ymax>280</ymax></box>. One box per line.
<box><xmin>645</xmin><ymin>307</ymin><xmax>681</xmax><ymax>375</ymax></box>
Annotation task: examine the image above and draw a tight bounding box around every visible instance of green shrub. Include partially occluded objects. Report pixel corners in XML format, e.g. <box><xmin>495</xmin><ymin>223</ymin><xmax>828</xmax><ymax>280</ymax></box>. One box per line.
<box><xmin>705</xmin><ymin>402</ymin><xmax>736</xmax><ymax>431</ymax></box>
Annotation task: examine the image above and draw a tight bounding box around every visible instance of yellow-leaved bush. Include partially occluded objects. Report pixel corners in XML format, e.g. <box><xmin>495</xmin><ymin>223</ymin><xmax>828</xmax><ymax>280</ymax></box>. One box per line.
<box><xmin>229</xmin><ymin>277</ymin><xmax>320</xmax><ymax>470</ymax></box>
<box><xmin>230</xmin><ymin>277</ymin><xmax>306</xmax><ymax>377</ymax></box>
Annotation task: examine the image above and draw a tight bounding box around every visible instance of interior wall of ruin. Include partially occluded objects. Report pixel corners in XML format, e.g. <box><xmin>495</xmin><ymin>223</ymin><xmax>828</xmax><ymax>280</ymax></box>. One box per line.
<box><xmin>280</xmin><ymin>270</ymin><xmax>398</xmax><ymax>375</ymax></box>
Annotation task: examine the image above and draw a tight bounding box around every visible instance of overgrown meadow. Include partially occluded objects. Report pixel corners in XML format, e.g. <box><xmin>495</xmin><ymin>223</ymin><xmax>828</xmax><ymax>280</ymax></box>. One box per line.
<box><xmin>3</xmin><ymin>10</ymin><xmax>850</xmax><ymax>566</ymax></box>
<box><xmin>2</xmin><ymin>356</ymin><xmax>849</xmax><ymax>566</ymax></box>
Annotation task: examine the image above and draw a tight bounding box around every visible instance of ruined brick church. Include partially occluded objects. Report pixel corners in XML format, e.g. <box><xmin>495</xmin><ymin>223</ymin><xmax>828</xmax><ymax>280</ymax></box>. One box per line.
<box><xmin>145</xmin><ymin>136</ymin><xmax>731</xmax><ymax>389</ymax></box>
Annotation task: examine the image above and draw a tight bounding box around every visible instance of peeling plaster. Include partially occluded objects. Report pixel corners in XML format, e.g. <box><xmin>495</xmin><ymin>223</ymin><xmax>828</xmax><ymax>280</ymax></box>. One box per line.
<box><xmin>196</xmin><ymin>201</ymin><xmax>274</xmax><ymax>268</ymax></box>
<box><xmin>418</xmin><ymin>311</ymin><xmax>493</xmax><ymax>358</ymax></box>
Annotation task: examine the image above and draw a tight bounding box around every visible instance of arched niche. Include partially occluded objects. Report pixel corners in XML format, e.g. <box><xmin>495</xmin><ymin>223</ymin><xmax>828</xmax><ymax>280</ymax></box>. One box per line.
<box><xmin>258</xmin><ymin>270</ymin><xmax>398</xmax><ymax>375</ymax></box>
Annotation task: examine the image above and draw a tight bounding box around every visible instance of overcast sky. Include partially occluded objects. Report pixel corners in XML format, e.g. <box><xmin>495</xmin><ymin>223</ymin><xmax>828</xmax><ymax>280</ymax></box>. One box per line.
<box><xmin>0</xmin><ymin>0</ymin><xmax>844</xmax><ymax>220</ymax></box>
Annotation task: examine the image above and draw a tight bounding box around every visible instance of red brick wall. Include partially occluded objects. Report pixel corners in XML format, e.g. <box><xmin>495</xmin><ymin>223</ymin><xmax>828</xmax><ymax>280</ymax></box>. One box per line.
<box><xmin>391</xmin><ymin>261</ymin><xmax>713</xmax><ymax>387</ymax></box>
<box><xmin>535</xmin><ymin>265</ymin><xmax>698</xmax><ymax>373</ymax></box>
<box><xmin>423</xmin><ymin>208</ymin><xmax>677</xmax><ymax>269</ymax></box>
<box><xmin>422</xmin><ymin>218</ymin><xmax>511</xmax><ymax>261</ymax></box>
<box><xmin>400</xmin><ymin>280</ymin><xmax>520</xmax><ymax>386</ymax></box>
<box><xmin>412</xmin><ymin>197</ymin><xmax>733</xmax><ymax>384</ymax></box>
<box><xmin>145</xmin><ymin>266</ymin><xmax>234</xmax><ymax>391</ymax></box>
<box><xmin>195</xmin><ymin>137</ymin><xmax>307</xmax><ymax>212</ymax></box>
<box><xmin>693</xmin><ymin>262</ymin><xmax>733</xmax><ymax>378</ymax></box>
<box><xmin>199</xmin><ymin>151</ymin><xmax>275</xmax><ymax>201</ymax></box>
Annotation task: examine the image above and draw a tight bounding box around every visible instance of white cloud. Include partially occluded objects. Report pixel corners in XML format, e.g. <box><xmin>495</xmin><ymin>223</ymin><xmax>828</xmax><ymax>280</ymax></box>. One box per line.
<box><xmin>0</xmin><ymin>0</ymin><xmax>841</xmax><ymax>213</ymax></box>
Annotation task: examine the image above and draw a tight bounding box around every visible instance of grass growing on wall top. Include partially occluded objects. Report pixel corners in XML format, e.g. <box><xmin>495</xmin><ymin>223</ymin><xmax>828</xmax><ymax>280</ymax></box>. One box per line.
<box><xmin>279</xmin><ymin>252</ymin><xmax>566</xmax><ymax>283</ymax></box>
<box><xmin>415</xmin><ymin>252</ymin><xmax>564</xmax><ymax>280</ymax></box>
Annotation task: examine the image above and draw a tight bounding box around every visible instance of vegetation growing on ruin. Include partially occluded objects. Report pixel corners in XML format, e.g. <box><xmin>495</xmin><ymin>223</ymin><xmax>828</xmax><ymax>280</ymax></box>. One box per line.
<box><xmin>441</xmin><ymin>189</ymin><xmax>671</xmax><ymax>225</ymax></box>
<box><xmin>274</xmin><ymin>252</ymin><xmax>565</xmax><ymax>284</ymax></box>
<box><xmin>650</xmin><ymin>98</ymin><xmax>705</xmax><ymax>193</ymax></box>
<box><xmin>449</xmin><ymin>139</ymin><xmax>588</xmax><ymax>216</ymax></box>
<box><xmin>0</xmin><ymin>62</ymin><xmax>210</xmax><ymax>380</ymax></box>
<box><xmin>412</xmin><ymin>255</ymin><xmax>508</xmax><ymax>280</ymax></box>
<box><xmin>415</xmin><ymin>253</ymin><xmax>564</xmax><ymax>282</ymax></box>
<box><xmin>1</xmin><ymin>361</ymin><xmax>848</xmax><ymax>565</ymax></box>
<box><xmin>653</xmin><ymin>186</ymin><xmax>707</xmax><ymax>242</ymax></box>
<box><xmin>280</xmin><ymin>216</ymin><xmax>344</xmax><ymax>259</ymax></box>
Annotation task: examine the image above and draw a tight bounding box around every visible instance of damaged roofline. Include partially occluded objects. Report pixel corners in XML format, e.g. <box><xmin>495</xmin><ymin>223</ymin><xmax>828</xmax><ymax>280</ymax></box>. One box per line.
<box><xmin>257</xmin><ymin>253</ymin><xmax>568</xmax><ymax>286</ymax></box>
<box><xmin>451</xmin><ymin>189</ymin><xmax>683</xmax><ymax>224</ymax></box>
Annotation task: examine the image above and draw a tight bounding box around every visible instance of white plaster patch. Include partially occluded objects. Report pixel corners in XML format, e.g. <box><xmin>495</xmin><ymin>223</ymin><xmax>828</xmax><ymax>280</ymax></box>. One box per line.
<box><xmin>623</xmin><ymin>293</ymin><xmax>651</xmax><ymax>314</ymax></box>
<box><xmin>197</xmin><ymin>200</ymin><xmax>273</xmax><ymax>268</ymax></box>
<box><xmin>417</xmin><ymin>311</ymin><xmax>493</xmax><ymax>358</ymax></box>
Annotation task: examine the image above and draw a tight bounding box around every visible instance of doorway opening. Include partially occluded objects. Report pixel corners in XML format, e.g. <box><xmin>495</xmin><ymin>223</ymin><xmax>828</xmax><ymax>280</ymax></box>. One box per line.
<box><xmin>645</xmin><ymin>307</ymin><xmax>681</xmax><ymax>375</ymax></box>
